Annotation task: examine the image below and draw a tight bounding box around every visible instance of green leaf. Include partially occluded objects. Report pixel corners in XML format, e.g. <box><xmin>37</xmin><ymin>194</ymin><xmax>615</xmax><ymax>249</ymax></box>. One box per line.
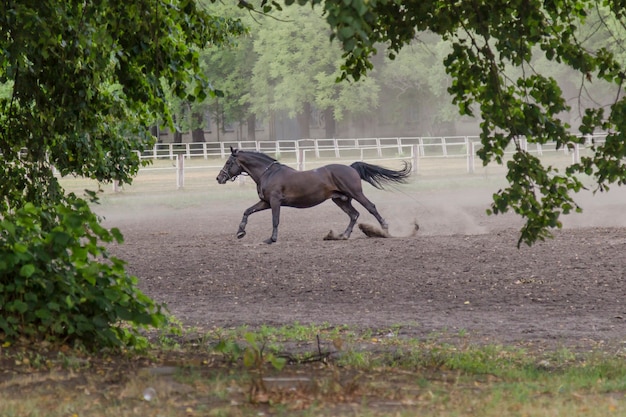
<box><xmin>47</xmin><ymin>301</ymin><xmax>61</xmax><ymax>312</ymax></box>
<box><xmin>19</xmin><ymin>264</ymin><xmax>36</xmax><ymax>278</ymax></box>
<box><xmin>243</xmin><ymin>348</ymin><xmax>258</xmax><ymax>368</ymax></box>
<box><xmin>9</xmin><ymin>300</ymin><xmax>29</xmax><ymax>314</ymax></box>
<box><xmin>244</xmin><ymin>332</ymin><xmax>258</xmax><ymax>348</ymax></box>
<box><xmin>270</xmin><ymin>355</ymin><xmax>287</xmax><ymax>370</ymax></box>
<box><xmin>13</xmin><ymin>243</ymin><xmax>28</xmax><ymax>253</ymax></box>
<box><xmin>35</xmin><ymin>309</ymin><xmax>52</xmax><ymax>320</ymax></box>
<box><xmin>52</xmin><ymin>231</ymin><xmax>72</xmax><ymax>248</ymax></box>
<box><xmin>104</xmin><ymin>288</ymin><xmax>121</xmax><ymax>302</ymax></box>
<box><xmin>65</xmin><ymin>295</ymin><xmax>75</xmax><ymax>308</ymax></box>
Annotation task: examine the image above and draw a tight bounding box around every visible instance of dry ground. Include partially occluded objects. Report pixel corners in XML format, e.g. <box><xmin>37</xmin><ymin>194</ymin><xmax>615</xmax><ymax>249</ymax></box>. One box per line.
<box><xmin>99</xmin><ymin>178</ymin><xmax>626</xmax><ymax>351</ymax></box>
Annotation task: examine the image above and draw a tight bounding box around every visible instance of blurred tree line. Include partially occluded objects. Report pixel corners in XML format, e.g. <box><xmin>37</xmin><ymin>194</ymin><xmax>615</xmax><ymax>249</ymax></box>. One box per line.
<box><xmin>169</xmin><ymin>2</ymin><xmax>463</xmax><ymax>141</ymax></box>
<box><xmin>168</xmin><ymin>2</ymin><xmax>624</xmax><ymax>142</ymax></box>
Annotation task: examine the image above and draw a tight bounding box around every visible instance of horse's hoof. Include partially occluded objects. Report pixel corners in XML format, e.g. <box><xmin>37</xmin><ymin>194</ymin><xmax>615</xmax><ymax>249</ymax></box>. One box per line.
<box><xmin>237</xmin><ymin>231</ymin><xmax>246</xmax><ymax>239</ymax></box>
<box><xmin>263</xmin><ymin>238</ymin><xmax>276</xmax><ymax>244</ymax></box>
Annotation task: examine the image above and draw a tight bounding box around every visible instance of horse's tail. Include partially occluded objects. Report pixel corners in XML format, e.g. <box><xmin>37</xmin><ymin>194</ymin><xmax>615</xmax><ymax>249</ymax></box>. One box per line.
<box><xmin>350</xmin><ymin>161</ymin><xmax>412</xmax><ymax>190</ymax></box>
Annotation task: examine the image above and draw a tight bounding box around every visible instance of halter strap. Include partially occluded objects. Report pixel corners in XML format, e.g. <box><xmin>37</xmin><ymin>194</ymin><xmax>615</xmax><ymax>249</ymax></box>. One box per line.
<box><xmin>219</xmin><ymin>156</ymin><xmax>241</xmax><ymax>182</ymax></box>
<box><xmin>261</xmin><ymin>161</ymin><xmax>280</xmax><ymax>175</ymax></box>
<box><xmin>257</xmin><ymin>161</ymin><xmax>280</xmax><ymax>181</ymax></box>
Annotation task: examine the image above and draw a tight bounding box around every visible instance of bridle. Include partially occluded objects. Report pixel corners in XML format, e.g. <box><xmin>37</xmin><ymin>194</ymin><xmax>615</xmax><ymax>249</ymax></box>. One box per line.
<box><xmin>219</xmin><ymin>156</ymin><xmax>243</xmax><ymax>182</ymax></box>
<box><xmin>220</xmin><ymin>154</ymin><xmax>280</xmax><ymax>182</ymax></box>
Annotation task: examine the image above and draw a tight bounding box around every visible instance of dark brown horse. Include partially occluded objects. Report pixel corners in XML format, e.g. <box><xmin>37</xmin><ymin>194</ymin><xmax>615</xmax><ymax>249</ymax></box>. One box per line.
<box><xmin>216</xmin><ymin>147</ymin><xmax>411</xmax><ymax>243</ymax></box>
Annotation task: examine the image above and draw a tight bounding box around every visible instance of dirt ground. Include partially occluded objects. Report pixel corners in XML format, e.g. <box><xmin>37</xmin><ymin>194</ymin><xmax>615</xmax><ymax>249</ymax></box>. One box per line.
<box><xmin>100</xmin><ymin>182</ymin><xmax>626</xmax><ymax>351</ymax></box>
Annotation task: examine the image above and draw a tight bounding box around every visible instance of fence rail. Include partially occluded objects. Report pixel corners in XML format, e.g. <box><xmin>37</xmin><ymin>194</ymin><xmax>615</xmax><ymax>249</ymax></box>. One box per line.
<box><xmin>143</xmin><ymin>134</ymin><xmax>608</xmax><ymax>169</ymax></box>
<box><xmin>141</xmin><ymin>137</ymin><xmax>476</xmax><ymax>160</ymax></box>
<box><xmin>45</xmin><ymin>134</ymin><xmax>607</xmax><ymax>191</ymax></box>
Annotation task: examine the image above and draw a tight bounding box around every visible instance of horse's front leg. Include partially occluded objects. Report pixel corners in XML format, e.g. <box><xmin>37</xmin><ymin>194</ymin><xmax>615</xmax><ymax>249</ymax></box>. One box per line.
<box><xmin>264</xmin><ymin>202</ymin><xmax>281</xmax><ymax>244</ymax></box>
<box><xmin>237</xmin><ymin>200</ymin><xmax>270</xmax><ymax>239</ymax></box>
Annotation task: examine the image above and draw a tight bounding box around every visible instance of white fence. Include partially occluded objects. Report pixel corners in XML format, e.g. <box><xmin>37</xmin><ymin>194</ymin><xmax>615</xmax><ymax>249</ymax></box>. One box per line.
<box><xmin>126</xmin><ymin>133</ymin><xmax>609</xmax><ymax>191</ymax></box>
<box><xmin>142</xmin><ymin>137</ymin><xmax>476</xmax><ymax>160</ymax></box>
<box><xmin>143</xmin><ymin>134</ymin><xmax>608</xmax><ymax>168</ymax></box>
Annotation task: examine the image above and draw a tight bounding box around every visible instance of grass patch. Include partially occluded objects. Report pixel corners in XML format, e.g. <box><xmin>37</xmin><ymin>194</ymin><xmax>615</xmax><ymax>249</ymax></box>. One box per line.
<box><xmin>2</xmin><ymin>324</ymin><xmax>625</xmax><ymax>416</ymax></box>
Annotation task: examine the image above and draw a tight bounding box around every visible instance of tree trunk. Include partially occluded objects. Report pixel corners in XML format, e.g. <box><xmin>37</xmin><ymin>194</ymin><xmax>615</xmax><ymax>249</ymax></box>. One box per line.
<box><xmin>191</xmin><ymin>112</ymin><xmax>205</xmax><ymax>142</ymax></box>
<box><xmin>247</xmin><ymin>114</ymin><xmax>256</xmax><ymax>141</ymax></box>
<box><xmin>324</xmin><ymin>108</ymin><xmax>336</xmax><ymax>138</ymax></box>
<box><xmin>269</xmin><ymin>112</ymin><xmax>276</xmax><ymax>141</ymax></box>
<box><xmin>172</xmin><ymin>114</ymin><xmax>183</xmax><ymax>143</ymax></box>
<box><xmin>297</xmin><ymin>102</ymin><xmax>311</xmax><ymax>139</ymax></box>
<box><xmin>191</xmin><ymin>128</ymin><xmax>205</xmax><ymax>142</ymax></box>
<box><xmin>149</xmin><ymin>125</ymin><xmax>162</xmax><ymax>143</ymax></box>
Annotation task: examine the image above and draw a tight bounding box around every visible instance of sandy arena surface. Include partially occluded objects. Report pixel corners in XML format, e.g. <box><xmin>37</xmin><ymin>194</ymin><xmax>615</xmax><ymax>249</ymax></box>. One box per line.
<box><xmin>100</xmin><ymin>178</ymin><xmax>626</xmax><ymax>350</ymax></box>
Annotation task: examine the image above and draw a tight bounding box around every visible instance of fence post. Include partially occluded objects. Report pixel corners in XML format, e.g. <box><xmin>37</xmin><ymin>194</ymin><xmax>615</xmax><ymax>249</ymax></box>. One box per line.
<box><xmin>295</xmin><ymin>140</ymin><xmax>300</xmax><ymax>161</ymax></box>
<box><xmin>176</xmin><ymin>154</ymin><xmax>184</xmax><ymax>189</ymax></box>
<box><xmin>572</xmin><ymin>143</ymin><xmax>580</xmax><ymax>164</ymax></box>
<box><xmin>520</xmin><ymin>137</ymin><xmax>528</xmax><ymax>152</ymax></box>
<box><xmin>297</xmin><ymin>148</ymin><xmax>305</xmax><ymax>171</ymax></box>
<box><xmin>467</xmin><ymin>140</ymin><xmax>475</xmax><ymax>174</ymax></box>
<box><xmin>412</xmin><ymin>144</ymin><xmax>419</xmax><ymax>174</ymax></box>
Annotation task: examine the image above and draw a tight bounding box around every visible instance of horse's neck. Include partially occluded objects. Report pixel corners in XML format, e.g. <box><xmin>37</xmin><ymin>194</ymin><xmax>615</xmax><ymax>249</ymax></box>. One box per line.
<box><xmin>240</xmin><ymin>155</ymin><xmax>275</xmax><ymax>181</ymax></box>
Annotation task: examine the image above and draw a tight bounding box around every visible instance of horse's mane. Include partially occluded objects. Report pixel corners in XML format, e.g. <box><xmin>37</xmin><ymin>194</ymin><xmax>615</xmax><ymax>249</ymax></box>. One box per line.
<box><xmin>238</xmin><ymin>150</ymin><xmax>277</xmax><ymax>163</ymax></box>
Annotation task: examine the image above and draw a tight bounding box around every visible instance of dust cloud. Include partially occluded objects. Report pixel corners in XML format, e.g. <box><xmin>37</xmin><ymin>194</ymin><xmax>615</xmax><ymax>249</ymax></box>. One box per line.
<box><xmin>94</xmin><ymin>178</ymin><xmax>626</xmax><ymax>242</ymax></box>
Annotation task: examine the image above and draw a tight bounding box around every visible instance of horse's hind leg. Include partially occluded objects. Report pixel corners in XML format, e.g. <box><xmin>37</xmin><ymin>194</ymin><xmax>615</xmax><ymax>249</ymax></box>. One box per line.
<box><xmin>331</xmin><ymin>194</ymin><xmax>360</xmax><ymax>239</ymax></box>
<box><xmin>352</xmin><ymin>193</ymin><xmax>389</xmax><ymax>231</ymax></box>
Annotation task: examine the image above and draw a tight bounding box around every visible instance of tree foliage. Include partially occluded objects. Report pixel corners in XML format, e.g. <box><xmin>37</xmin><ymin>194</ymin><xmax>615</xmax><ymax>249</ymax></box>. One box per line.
<box><xmin>260</xmin><ymin>0</ymin><xmax>626</xmax><ymax>246</ymax></box>
<box><xmin>246</xmin><ymin>6</ymin><xmax>379</xmax><ymax>127</ymax></box>
<box><xmin>378</xmin><ymin>35</ymin><xmax>463</xmax><ymax>133</ymax></box>
<box><xmin>0</xmin><ymin>1</ymin><xmax>244</xmax><ymax>347</ymax></box>
<box><xmin>198</xmin><ymin>2</ymin><xmax>256</xmax><ymax>137</ymax></box>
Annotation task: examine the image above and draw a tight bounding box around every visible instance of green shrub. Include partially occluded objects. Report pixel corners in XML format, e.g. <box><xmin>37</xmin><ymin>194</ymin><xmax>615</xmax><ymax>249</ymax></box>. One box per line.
<box><xmin>0</xmin><ymin>195</ymin><xmax>166</xmax><ymax>348</ymax></box>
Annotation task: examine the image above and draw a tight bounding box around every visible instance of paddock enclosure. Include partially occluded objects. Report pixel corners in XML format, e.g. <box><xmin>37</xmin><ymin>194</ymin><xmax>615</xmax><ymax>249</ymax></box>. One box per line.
<box><xmin>89</xmin><ymin>152</ymin><xmax>626</xmax><ymax>351</ymax></box>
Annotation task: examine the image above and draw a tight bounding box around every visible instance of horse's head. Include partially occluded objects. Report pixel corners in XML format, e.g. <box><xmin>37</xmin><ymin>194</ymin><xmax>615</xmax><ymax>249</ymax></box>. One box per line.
<box><xmin>216</xmin><ymin>147</ymin><xmax>244</xmax><ymax>184</ymax></box>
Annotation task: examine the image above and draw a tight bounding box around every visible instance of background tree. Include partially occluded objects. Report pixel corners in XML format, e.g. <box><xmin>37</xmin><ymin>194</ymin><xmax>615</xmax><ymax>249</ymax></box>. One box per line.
<box><xmin>377</xmin><ymin>34</ymin><xmax>464</xmax><ymax>135</ymax></box>
<box><xmin>246</xmin><ymin>6</ymin><xmax>379</xmax><ymax>139</ymax></box>
<box><xmin>0</xmin><ymin>1</ymin><xmax>244</xmax><ymax>347</ymax></box>
<box><xmin>201</xmin><ymin>31</ymin><xmax>257</xmax><ymax>141</ymax></box>
<box><xmin>164</xmin><ymin>2</ymin><xmax>257</xmax><ymax>143</ymax></box>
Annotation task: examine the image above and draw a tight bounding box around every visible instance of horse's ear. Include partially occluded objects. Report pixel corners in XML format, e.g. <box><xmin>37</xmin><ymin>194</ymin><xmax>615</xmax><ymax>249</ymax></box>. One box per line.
<box><xmin>230</xmin><ymin>146</ymin><xmax>237</xmax><ymax>155</ymax></box>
